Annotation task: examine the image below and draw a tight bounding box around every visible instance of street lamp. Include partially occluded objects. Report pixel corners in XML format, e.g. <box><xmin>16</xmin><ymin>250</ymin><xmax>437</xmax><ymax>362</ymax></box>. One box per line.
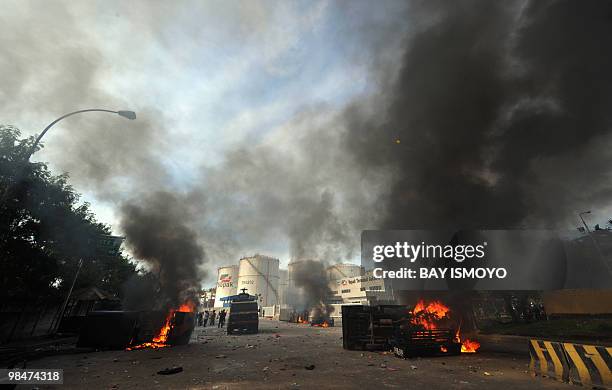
<box><xmin>25</xmin><ymin>108</ymin><xmax>136</xmax><ymax>161</ymax></box>
<box><xmin>1</xmin><ymin>108</ymin><xmax>136</xmax><ymax>206</ymax></box>
<box><xmin>21</xmin><ymin>108</ymin><xmax>135</xmax><ymax>334</ymax></box>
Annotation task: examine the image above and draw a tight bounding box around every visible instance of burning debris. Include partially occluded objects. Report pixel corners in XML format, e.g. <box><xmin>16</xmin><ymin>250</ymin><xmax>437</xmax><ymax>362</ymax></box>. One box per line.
<box><xmin>410</xmin><ymin>300</ymin><xmax>480</xmax><ymax>354</ymax></box>
<box><xmin>310</xmin><ymin>318</ymin><xmax>334</xmax><ymax>328</ymax></box>
<box><xmin>341</xmin><ymin>300</ymin><xmax>480</xmax><ymax>356</ymax></box>
<box><xmin>76</xmin><ymin>303</ymin><xmax>197</xmax><ymax>351</ymax></box>
<box><xmin>113</xmin><ymin>192</ymin><xmax>204</xmax><ymax>351</ymax></box>
<box><xmin>127</xmin><ymin>301</ymin><xmax>196</xmax><ymax>351</ymax></box>
<box><xmin>290</xmin><ymin>260</ymin><xmax>335</xmax><ymax>325</ymax></box>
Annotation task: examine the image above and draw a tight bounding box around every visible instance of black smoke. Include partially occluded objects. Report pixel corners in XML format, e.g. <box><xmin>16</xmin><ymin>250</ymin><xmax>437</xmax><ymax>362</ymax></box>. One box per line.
<box><xmin>120</xmin><ymin>191</ymin><xmax>205</xmax><ymax>310</ymax></box>
<box><xmin>5</xmin><ymin>0</ymin><xmax>612</xmax><ymax>289</ymax></box>
<box><xmin>347</xmin><ymin>0</ymin><xmax>612</xmax><ymax>230</ymax></box>
<box><xmin>290</xmin><ymin>259</ymin><xmax>334</xmax><ymax>319</ymax></box>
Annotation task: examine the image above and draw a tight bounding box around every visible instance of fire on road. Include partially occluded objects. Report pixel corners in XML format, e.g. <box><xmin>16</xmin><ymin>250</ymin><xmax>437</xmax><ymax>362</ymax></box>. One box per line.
<box><xmin>24</xmin><ymin>319</ymin><xmax>567</xmax><ymax>390</ymax></box>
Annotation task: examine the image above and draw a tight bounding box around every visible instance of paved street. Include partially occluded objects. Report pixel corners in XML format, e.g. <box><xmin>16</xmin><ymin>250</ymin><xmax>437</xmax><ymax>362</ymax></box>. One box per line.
<box><xmin>21</xmin><ymin>319</ymin><xmax>569</xmax><ymax>390</ymax></box>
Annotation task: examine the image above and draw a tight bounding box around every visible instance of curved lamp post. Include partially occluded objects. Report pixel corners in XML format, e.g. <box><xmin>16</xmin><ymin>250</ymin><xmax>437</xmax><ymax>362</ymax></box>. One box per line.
<box><xmin>25</xmin><ymin>108</ymin><xmax>136</xmax><ymax>161</ymax></box>
<box><xmin>23</xmin><ymin>109</ymin><xmax>136</xmax><ymax>334</ymax></box>
<box><xmin>0</xmin><ymin>108</ymin><xmax>136</xmax><ymax>214</ymax></box>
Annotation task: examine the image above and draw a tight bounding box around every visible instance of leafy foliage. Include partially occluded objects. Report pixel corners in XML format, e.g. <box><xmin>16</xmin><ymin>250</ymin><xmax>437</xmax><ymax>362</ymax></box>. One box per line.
<box><xmin>0</xmin><ymin>126</ymin><xmax>136</xmax><ymax>301</ymax></box>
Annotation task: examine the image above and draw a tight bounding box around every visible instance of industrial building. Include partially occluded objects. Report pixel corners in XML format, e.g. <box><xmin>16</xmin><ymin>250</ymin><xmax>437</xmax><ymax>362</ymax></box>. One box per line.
<box><xmin>326</xmin><ymin>263</ymin><xmax>363</xmax><ymax>281</ymax></box>
<box><xmin>327</xmin><ymin>268</ymin><xmax>395</xmax><ymax>306</ymax></box>
<box><xmin>213</xmin><ymin>255</ymin><xmax>281</xmax><ymax>309</ymax></box>
<box><xmin>199</xmin><ymin>287</ymin><xmax>216</xmax><ymax>309</ymax></box>
<box><xmin>278</xmin><ymin>269</ymin><xmax>288</xmax><ymax>306</ymax></box>
<box><xmin>210</xmin><ymin>258</ymin><xmax>394</xmax><ymax>317</ymax></box>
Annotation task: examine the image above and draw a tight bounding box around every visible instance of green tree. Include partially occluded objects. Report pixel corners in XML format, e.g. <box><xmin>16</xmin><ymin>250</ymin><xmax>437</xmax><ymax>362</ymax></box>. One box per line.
<box><xmin>0</xmin><ymin>125</ymin><xmax>136</xmax><ymax>302</ymax></box>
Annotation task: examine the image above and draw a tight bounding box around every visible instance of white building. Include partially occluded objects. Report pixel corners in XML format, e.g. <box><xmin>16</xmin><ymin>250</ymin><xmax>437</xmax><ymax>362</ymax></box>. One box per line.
<box><xmin>327</xmin><ymin>269</ymin><xmax>395</xmax><ymax>306</ymax></box>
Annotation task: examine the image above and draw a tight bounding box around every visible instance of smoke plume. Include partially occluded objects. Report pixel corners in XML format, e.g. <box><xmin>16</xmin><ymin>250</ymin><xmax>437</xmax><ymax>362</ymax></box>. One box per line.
<box><xmin>3</xmin><ymin>0</ymin><xmax>612</xmax><ymax>289</ymax></box>
<box><xmin>120</xmin><ymin>191</ymin><xmax>205</xmax><ymax>309</ymax></box>
<box><xmin>347</xmin><ymin>0</ymin><xmax>612</xmax><ymax>230</ymax></box>
<box><xmin>290</xmin><ymin>259</ymin><xmax>334</xmax><ymax>318</ymax></box>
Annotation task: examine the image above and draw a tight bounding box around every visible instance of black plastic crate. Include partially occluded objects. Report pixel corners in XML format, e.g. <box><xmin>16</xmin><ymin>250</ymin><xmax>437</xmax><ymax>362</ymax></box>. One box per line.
<box><xmin>341</xmin><ymin>305</ymin><xmax>407</xmax><ymax>350</ymax></box>
<box><xmin>391</xmin><ymin>329</ymin><xmax>462</xmax><ymax>357</ymax></box>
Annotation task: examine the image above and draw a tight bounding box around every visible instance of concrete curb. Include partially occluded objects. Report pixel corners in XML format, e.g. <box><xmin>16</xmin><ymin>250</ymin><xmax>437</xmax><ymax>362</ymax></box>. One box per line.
<box><xmin>529</xmin><ymin>338</ymin><xmax>612</xmax><ymax>389</ymax></box>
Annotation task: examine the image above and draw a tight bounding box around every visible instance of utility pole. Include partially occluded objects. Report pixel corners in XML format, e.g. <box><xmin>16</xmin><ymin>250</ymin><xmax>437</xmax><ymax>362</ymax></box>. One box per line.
<box><xmin>53</xmin><ymin>258</ymin><xmax>83</xmax><ymax>334</ymax></box>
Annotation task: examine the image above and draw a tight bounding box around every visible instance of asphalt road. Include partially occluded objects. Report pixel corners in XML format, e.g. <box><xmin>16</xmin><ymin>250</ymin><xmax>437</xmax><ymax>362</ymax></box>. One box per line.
<box><xmin>21</xmin><ymin>319</ymin><xmax>568</xmax><ymax>390</ymax></box>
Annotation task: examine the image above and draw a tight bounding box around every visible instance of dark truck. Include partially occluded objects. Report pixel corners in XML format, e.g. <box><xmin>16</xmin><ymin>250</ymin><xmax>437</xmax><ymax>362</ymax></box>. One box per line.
<box><xmin>227</xmin><ymin>289</ymin><xmax>258</xmax><ymax>335</ymax></box>
<box><xmin>341</xmin><ymin>305</ymin><xmax>461</xmax><ymax>357</ymax></box>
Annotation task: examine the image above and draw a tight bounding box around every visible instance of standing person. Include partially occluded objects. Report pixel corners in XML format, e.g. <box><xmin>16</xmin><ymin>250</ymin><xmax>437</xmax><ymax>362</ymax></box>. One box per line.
<box><xmin>197</xmin><ymin>311</ymin><xmax>202</xmax><ymax>327</ymax></box>
<box><xmin>203</xmin><ymin>310</ymin><xmax>209</xmax><ymax>327</ymax></box>
<box><xmin>210</xmin><ymin>310</ymin><xmax>216</xmax><ymax>326</ymax></box>
<box><xmin>218</xmin><ymin>309</ymin><xmax>226</xmax><ymax>328</ymax></box>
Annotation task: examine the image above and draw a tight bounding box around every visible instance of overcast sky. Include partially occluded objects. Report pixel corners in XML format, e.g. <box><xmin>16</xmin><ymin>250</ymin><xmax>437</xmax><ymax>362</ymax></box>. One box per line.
<box><xmin>4</xmin><ymin>0</ymin><xmax>612</xmax><ymax>285</ymax></box>
<box><xmin>1</xmin><ymin>1</ymin><xmax>407</xmax><ymax>281</ymax></box>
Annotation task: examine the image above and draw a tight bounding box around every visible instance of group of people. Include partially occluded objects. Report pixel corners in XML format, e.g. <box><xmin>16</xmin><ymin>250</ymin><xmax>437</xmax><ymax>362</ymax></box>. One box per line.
<box><xmin>197</xmin><ymin>309</ymin><xmax>227</xmax><ymax>328</ymax></box>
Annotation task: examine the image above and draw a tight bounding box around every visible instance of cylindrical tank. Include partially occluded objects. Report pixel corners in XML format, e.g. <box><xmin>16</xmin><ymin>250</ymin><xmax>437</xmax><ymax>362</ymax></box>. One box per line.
<box><xmin>237</xmin><ymin>255</ymin><xmax>280</xmax><ymax>307</ymax></box>
<box><xmin>213</xmin><ymin>265</ymin><xmax>239</xmax><ymax>308</ymax></box>
<box><xmin>286</xmin><ymin>260</ymin><xmax>307</xmax><ymax>309</ymax></box>
<box><xmin>287</xmin><ymin>260</ymin><xmax>301</xmax><ymax>291</ymax></box>
<box><xmin>278</xmin><ymin>269</ymin><xmax>288</xmax><ymax>307</ymax></box>
<box><xmin>326</xmin><ymin>263</ymin><xmax>363</xmax><ymax>281</ymax></box>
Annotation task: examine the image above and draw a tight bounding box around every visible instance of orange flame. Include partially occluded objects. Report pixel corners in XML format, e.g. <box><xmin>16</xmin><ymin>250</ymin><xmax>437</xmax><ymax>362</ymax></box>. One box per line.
<box><xmin>177</xmin><ymin>301</ymin><xmax>196</xmax><ymax>312</ymax></box>
<box><xmin>455</xmin><ymin>328</ymin><xmax>480</xmax><ymax>353</ymax></box>
<box><xmin>412</xmin><ymin>299</ymin><xmax>480</xmax><ymax>353</ymax></box>
<box><xmin>127</xmin><ymin>301</ymin><xmax>195</xmax><ymax>351</ymax></box>
<box><xmin>460</xmin><ymin>338</ymin><xmax>481</xmax><ymax>353</ymax></box>
<box><xmin>411</xmin><ymin>299</ymin><xmax>450</xmax><ymax>330</ymax></box>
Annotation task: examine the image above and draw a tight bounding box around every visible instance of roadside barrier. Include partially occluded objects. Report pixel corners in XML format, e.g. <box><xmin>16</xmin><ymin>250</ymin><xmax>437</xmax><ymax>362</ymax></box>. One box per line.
<box><xmin>529</xmin><ymin>339</ymin><xmax>569</xmax><ymax>382</ymax></box>
<box><xmin>529</xmin><ymin>339</ymin><xmax>612</xmax><ymax>389</ymax></box>
<box><xmin>563</xmin><ymin>342</ymin><xmax>611</xmax><ymax>388</ymax></box>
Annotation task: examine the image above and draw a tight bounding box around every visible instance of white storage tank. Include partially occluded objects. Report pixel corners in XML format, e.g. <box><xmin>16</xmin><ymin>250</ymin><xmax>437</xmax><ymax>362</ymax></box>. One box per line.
<box><xmin>278</xmin><ymin>269</ymin><xmax>288</xmax><ymax>307</ymax></box>
<box><xmin>286</xmin><ymin>260</ymin><xmax>307</xmax><ymax>309</ymax></box>
<box><xmin>326</xmin><ymin>263</ymin><xmax>363</xmax><ymax>281</ymax></box>
<box><xmin>237</xmin><ymin>255</ymin><xmax>280</xmax><ymax>307</ymax></box>
<box><xmin>214</xmin><ymin>265</ymin><xmax>239</xmax><ymax>308</ymax></box>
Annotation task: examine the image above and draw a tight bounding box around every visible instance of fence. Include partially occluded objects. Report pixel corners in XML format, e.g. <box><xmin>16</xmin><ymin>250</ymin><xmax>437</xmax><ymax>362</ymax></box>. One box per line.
<box><xmin>0</xmin><ymin>299</ymin><xmax>62</xmax><ymax>344</ymax></box>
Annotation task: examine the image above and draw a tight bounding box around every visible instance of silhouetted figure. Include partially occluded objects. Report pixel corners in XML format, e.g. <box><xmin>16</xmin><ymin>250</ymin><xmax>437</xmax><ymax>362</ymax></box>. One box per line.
<box><xmin>210</xmin><ymin>310</ymin><xmax>216</xmax><ymax>326</ymax></box>
<box><xmin>218</xmin><ymin>309</ymin><xmax>227</xmax><ymax>328</ymax></box>
<box><xmin>203</xmin><ymin>310</ymin><xmax>210</xmax><ymax>327</ymax></box>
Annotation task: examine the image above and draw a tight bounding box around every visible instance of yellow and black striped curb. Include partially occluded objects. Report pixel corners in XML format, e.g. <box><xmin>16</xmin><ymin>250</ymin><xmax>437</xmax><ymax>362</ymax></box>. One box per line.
<box><xmin>564</xmin><ymin>342</ymin><xmax>612</xmax><ymax>388</ymax></box>
<box><xmin>529</xmin><ymin>339</ymin><xmax>569</xmax><ymax>382</ymax></box>
<box><xmin>529</xmin><ymin>339</ymin><xmax>612</xmax><ymax>388</ymax></box>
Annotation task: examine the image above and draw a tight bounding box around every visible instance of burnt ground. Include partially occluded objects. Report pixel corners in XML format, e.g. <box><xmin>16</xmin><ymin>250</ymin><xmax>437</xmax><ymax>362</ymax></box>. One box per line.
<box><xmin>22</xmin><ymin>319</ymin><xmax>567</xmax><ymax>390</ymax></box>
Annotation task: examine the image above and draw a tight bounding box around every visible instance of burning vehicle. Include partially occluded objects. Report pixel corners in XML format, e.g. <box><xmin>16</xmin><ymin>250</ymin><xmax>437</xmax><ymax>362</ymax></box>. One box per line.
<box><xmin>127</xmin><ymin>302</ymin><xmax>196</xmax><ymax>350</ymax></box>
<box><xmin>392</xmin><ymin>300</ymin><xmax>480</xmax><ymax>357</ymax></box>
<box><xmin>77</xmin><ymin>302</ymin><xmax>196</xmax><ymax>350</ymax></box>
<box><xmin>341</xmin><ymin>300</ymin><xmax>480</xmax><ymax>357</ymax></box>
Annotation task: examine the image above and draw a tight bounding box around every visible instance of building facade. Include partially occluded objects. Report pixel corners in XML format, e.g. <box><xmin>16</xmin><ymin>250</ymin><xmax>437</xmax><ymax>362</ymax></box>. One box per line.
<box><xmin>327</xmin><ymin>270</ymin><xmax>394</xmax><ymax>306</ymax></box>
